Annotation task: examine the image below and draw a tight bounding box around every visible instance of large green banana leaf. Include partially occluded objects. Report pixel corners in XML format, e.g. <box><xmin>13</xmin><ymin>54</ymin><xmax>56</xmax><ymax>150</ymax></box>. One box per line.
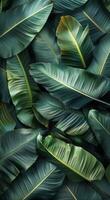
<box><xmin>0</xmin><ymin>128</ymin><xmax>39</xmax><ymax>194</ymax></box>
<box><xmin>88</xmin><ymin>34</ymin><xmax>110</xmax><ymax>77</ymax></box>
<box><xmin>1</xmin><ymin>159</ymin><xmax>65</xmax><ymax>200</ymax></box>
<box><xmin>0</xmin><ymin>0</ymin><xmax>53</xmax><ymax>58</ymax></box>
<box><xmin>53</xmin><ymin>0</ymin><xmax>88</xmax><ymax>13</ymax></box>
<box><xmin>56</xmin><ymin>16</ymin><xmax>93</xmax><ymax>68</ymax></box>
<box><xmin>0</xmin><ymin>103</ymin><xmax>16</xmax><ymax>134</ymax></box>
<box><xmin>0</xmin><ymin>68</ymin><xmax>10</xmax><ymax>103</ymax></box>
<box><xmin>54</xmin><ymin>179</ymin><xmax>102</xmax><ymax>200</ymax></box>
<box><xmin>30</xmin><ymin>63</ymin><xmax>110</xmax><ymax>108</ymax></box>
<box><xmin>83</xmin><ymin>0</ymin><xmax>110</xmax><ymax>35</ymax></box>
<box><xmin>32</xmin><ymin>18</ymin><xmax>60</xmax><ymax>64</ymax></box>
<box><xmin>37</xmin><ymin>134</ymin><xmax>105</xmax><ymax>181</ymax></box>
<box><xmin>88</xmin><ymin>109</ymin><xmax>110</xmax><ymax>159</ymax></box>
<box><xmin>6</xmin><ymin>53</ymin><xmax>41</xmax><ymax>127</ymax></box>
<box><xmin>34</xmin><ymin>93</ymin><xmax>89</xmax><ymax>136</ymax></box>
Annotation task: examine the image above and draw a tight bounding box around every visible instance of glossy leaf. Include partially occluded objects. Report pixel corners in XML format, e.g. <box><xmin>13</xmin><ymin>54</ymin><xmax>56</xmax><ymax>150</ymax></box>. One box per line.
<box><xmin>34</xmin><ymin>93</ymin><xmax>89</xmax><ymax>136</ymax></box>
<box><xmin>37</xmin><ymin>134</ymin><xmax>105</xmax><ymax>181</ymax></box>
<box><xmin>7</xmin><ymin>54</ymin><xmax>40</xmax><ymax>127</ymax></box>
<box><xmin>30</xmin><ymin>63</ymin><xmax>110</xmax><ymax>108</ymax></box>
<box><xmin>56</xmin><ymin>16</ymin><xmax>93</xmax><ymax>68</ymax></box>
<box><xmin>0</xmin><ymin>0</ymin><xmax>53</xmax><ymax>58</ymax></box>
<box><xmin>1</xmin><ymin>159</ymin><xmax>65</xmax><ymax>200</ymax></box>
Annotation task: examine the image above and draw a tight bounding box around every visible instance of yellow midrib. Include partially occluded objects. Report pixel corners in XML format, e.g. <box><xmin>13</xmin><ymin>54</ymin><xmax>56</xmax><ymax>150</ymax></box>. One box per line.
<box><xmin>23</xmin><ymin>168</ymin><xmax>55</xmax><ymax>200</ymax></box>
<box><xmin>40</xmin><ymin>140</ymin><xmax>93</xmax><ymax>181</ymax></box>
<box><xmin>0</xmin><ymin>4</ymin><xmax>52</xmax><ymax>38</ymax></box>
<box><xmin>62</xmin><ymin>17</ymin><xmax>86</xmax><ymax>68</ymax></box>
<box><xmin>16</xmin><ymin>55</ymin><xmax>32</xmax><ymax>105</ymax></box>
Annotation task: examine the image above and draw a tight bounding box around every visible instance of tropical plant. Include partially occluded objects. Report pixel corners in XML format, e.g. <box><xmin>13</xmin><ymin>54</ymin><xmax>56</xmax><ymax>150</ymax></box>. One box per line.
<box><xmin>0</xmin><ymin>0</ymin><xmax>110</xmax><ymax>199</ymax></box>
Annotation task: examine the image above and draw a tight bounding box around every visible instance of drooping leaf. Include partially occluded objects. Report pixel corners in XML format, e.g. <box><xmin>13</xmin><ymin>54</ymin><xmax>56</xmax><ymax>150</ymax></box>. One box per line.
<box><xmin>6</xmin><ymin>53</ymin><xmax>44</xmax><ymax>127</ymax></box>
<box><xmin>88</xmin><ymin>109</ymin><xmax>110</xmax><ymax>159</ymax></box>
<box><xmin>30</xmin><ymin>63</ymin><xmax>110</xmax><ymax>109</ymax></box>
<box><xmin>53</xmin><ymin>0</ymin><xmax>88</xmax><ymax>13</ymax></box>
<box><xmin>54</xmin><ymin>179</ymin><xmax>102</xmax><ymax>200</ymax></box>
<box><xmin>83</xmin><ymin>0</ymin><xmax>110</xmax><ymax>35</ymax></box>
<box><xmin>0</xmin><ymin>0</ymin><xmax>53</xmax><ymax>58</ymax></box>
<box><xmin>1</xmin><ymin>159</ymin><xmax>65</xmax><ymax>200</ymax></box>
<box><xmin>37</xmin><ymin>134</ymin><xmax>105</xmax><ymax>181</ymax></box>
<box><xmin>32</xmin><ymin>17</ymin><xmax>60</xmax><ymax>64</ymax></box>
<box><xmin>56</xmin><ymin>16</ymin><xmax>94</xmax><ymax>68</ymax></box>
<box><xmin>88</xmin><ymin>34</ymin><xmax>110</xmax><ymax>77</ymax></box>
<box><xmin>34</xmin><ymin>93</ymin><xmax>89</xmax><ymax>136</ymax></box>
<box><xmin>0</xmin><ymin>103</ymin><xmax>16</xmax><ymax>134</ymax></box>
<box><xmin>0</xmin><ymin>128</ymin><xmax>39</xmax><ymax>194</ymax></box>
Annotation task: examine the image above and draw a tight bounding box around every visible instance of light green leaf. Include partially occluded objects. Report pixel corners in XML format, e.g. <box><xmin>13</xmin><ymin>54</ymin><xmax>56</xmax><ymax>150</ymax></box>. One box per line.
<box><xmin>56</xmin><ymin>16</ymin><xmax>93</xmax><ymax>68</ymax></box>
<box><xmin>7</xmin><ymin>53</ymin><xmax>42</xmax><ymax>127</ymax></box>
<box><xmin>37</xmin><ymin>134</ymin><xmax>105</xmax><ymax>181</ymax></box>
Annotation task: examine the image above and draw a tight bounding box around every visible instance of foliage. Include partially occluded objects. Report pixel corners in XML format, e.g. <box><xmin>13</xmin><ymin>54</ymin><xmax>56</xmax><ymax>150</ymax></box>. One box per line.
<box><xmin>0</xmin><ymin>0</ymin><xmax>110</xmax><ymax>199</ymax></box>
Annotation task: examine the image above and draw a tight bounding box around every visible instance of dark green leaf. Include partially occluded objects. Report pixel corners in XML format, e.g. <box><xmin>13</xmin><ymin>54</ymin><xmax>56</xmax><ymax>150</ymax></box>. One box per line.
<box><xmin>1</xmin><ymin>159</ymin><xmax>65</xmax><ymax>200</ymax></box>
<box><xmin>30</xmin><ymin>63</ymin><xmax>110</xmax><ymax>108</ymax></box>
<box><xmin>0</xmin><ymin>0</ymin><xmax>53</xmax><ymax>58</ymax></box>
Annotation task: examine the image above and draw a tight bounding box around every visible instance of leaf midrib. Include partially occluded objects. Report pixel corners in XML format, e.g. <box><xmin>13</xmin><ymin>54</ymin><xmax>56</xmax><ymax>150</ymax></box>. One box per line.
<box><xmin>38</xmin><ymin>67</ymin><xmax>110</xmax><ymax>106</ymax></box>
<box><xmin>66</xmin><ymin>185</ymin><xmax>78</xmax><ymax>200</ymax></box>
<box><xmin>16</xmin><ymin>55</ymin><xmax>32</xmax><ymax>105</ymax></box>
<box><xmin>0</xmin><ymin>133</ymin><xmax>35</xmax><ymax>163</ymax></box>
<box><xmin>23</xmin><ymin>168</ymin><xmax>55</xmax><ymax>200</ymax></box>
<box><xmin>0</xmin><ymin>4</ymin><xmax>52</xmax><ymax>38</ymax></box>
<box><xmin>61</xmin><ymin>16</ymin><xmax>86</xmax><ymax>68</ymax></box>
<box><xmin>40</xmin><ymin>139</ymin><xmax>97</xmax><ymax>181</ymax></box>
<box><xmin>83</xmin><ymin>11</ymin><xmax>105</xmax><ymax>33</ymax></box>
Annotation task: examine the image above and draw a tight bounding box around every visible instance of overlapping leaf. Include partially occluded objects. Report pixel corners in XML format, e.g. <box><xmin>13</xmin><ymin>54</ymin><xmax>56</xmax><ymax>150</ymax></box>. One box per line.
<box><xmin>88</xmin><ymin>109</ymin><xmax>110</xmax><ymax>159</ymax></box>
<box><xmin>37</xmin><ymin>134</ymin><xmax>105</xmax><ymax>181</ymax></box>
<box><xmin>30</xmin><ymin>63</ymin><xmax>110</xmax><ymax>109</ymax></box>
<box><xmin>0</xmin><ymin>128</ymin><xmax>39</xmax><ymax>194</ymax></box>
<box><xmin>54</xmin><ymin>0</ymin><xmax>88</xmax><ymax>13</ymax></box>
<box><xmin>1</xmin><ymin>159</ymin><xmax>65</xmax><ymax>200</ymax></box>
<box><xmin>0</xmin><ymin>0</ymin><xmax>53</xmax><ymax>58</ymax></box>
<box><xmin>56</xmin><ymin>16</ymin><xmax>93</xmax><ymax>68</ymax></box>
<box><xmin>34</xmin><ymin>93</ymin><xmax>89</xmax><ymax>136</ymax></box>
